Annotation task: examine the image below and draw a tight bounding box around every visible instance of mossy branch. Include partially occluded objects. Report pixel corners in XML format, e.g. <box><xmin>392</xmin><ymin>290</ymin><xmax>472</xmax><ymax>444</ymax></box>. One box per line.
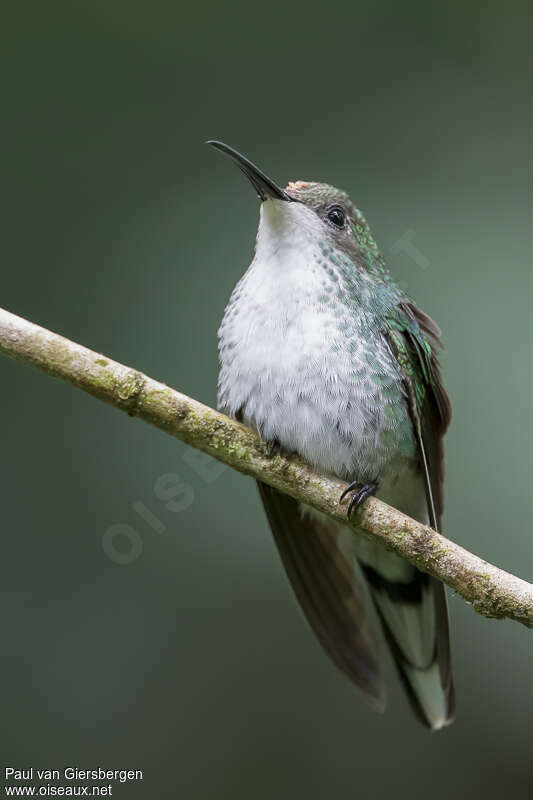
<box><xmin>0</xmin><ymin>306</ymin><xmax>531</xmax><ymax>627</ymax></box>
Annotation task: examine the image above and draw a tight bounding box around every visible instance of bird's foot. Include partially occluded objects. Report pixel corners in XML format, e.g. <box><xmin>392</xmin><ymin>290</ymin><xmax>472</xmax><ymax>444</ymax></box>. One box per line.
<box><xmin>266</xmin><ymin>438</ymin><xmax>282</xmax><ymax>458</ymax></box>
<box><xmin>339</xmin><ymin>479</ymin><xmax>379</xmax><ymax>518</ymax></box>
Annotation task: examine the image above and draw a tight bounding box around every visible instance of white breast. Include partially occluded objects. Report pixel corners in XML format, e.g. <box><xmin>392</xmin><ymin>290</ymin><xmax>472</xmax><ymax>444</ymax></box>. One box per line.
<box><xmin>217</xmin><ymin>199</ymin><xmax>412</xmax><ymax>481</ymax></box>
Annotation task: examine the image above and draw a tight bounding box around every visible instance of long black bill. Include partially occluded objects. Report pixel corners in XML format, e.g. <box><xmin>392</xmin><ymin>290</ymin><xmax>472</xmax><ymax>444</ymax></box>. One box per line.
<box><xmin>207</xmin><ymin>140</ymin><xmax>293</xmax><ymax>201</ymax></box>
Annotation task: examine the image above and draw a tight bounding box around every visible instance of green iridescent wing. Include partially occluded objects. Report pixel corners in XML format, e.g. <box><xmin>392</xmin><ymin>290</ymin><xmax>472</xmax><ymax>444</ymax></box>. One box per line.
<box><xmin>386</xmin><ymin>301</ymin><xmax>452</xmax><ymax>531</ymax></box>
<box><xmin>381</xmin><ymin>302</ymin><xmax>455</xmax><ymax>728</ymax></box>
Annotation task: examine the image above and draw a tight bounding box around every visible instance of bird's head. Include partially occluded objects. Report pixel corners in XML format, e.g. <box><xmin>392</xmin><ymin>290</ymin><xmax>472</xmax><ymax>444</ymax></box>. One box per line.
<box><xmin>208</xmin><ymin>140</ymin><xmax>382</xmax><ymax>272</ymax></box>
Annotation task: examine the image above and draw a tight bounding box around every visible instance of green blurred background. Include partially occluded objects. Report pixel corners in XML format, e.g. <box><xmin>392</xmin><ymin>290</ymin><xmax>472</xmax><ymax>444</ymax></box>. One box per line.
<box><xmin>1</xmin><ymin>1</ymin><xmax>531</xmax><ymax>797</ymax></box>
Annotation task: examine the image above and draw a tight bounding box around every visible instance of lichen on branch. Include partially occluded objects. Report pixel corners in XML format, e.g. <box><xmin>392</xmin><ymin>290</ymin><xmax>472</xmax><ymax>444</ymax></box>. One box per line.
<box><xmin>0</xmin><ymin>306</ymin><xmax>531</xmax><ymax>627</ymax></box>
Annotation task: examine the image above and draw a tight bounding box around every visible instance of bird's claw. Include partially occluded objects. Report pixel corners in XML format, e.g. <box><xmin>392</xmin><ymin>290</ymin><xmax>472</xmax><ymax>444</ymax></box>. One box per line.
<box><xmin>266</xmin><ymin>438</ymin><xmax>282</xmax><ymax>458</ymax></box>
<box><xmin>339</xmin><ymin>479</ymin><xmax>379</xmax><ymax>518</ymax></box>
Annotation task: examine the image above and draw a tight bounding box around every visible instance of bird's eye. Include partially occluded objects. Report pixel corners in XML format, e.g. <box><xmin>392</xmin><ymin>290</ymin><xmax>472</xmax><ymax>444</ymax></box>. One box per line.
<box><xmin>327</xmin><ymin>206</ymin><xmax>346</xmax><ymax>229</ymax></box>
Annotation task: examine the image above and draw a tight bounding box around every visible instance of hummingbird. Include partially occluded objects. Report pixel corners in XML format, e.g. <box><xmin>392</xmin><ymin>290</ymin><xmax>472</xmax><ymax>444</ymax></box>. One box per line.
<box><xmin>209</xmin><ymin>140</ymin><xmax>455</xmax><ymax>729</ymax></box>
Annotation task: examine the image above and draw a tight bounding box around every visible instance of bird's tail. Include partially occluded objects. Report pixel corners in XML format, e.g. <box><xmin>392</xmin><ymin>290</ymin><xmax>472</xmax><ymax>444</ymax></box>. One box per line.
<box><xmin>358</xmin><ymin>547</ymin><xmax>455</xmax><ymax>730</ymax></box>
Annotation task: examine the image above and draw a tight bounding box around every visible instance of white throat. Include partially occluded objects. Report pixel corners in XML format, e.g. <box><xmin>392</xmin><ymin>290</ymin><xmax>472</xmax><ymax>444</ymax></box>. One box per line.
<box><xmin>252</xmin><ymin>198</ymin><xmax>323</xmax><ymax>278</ymax></box>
